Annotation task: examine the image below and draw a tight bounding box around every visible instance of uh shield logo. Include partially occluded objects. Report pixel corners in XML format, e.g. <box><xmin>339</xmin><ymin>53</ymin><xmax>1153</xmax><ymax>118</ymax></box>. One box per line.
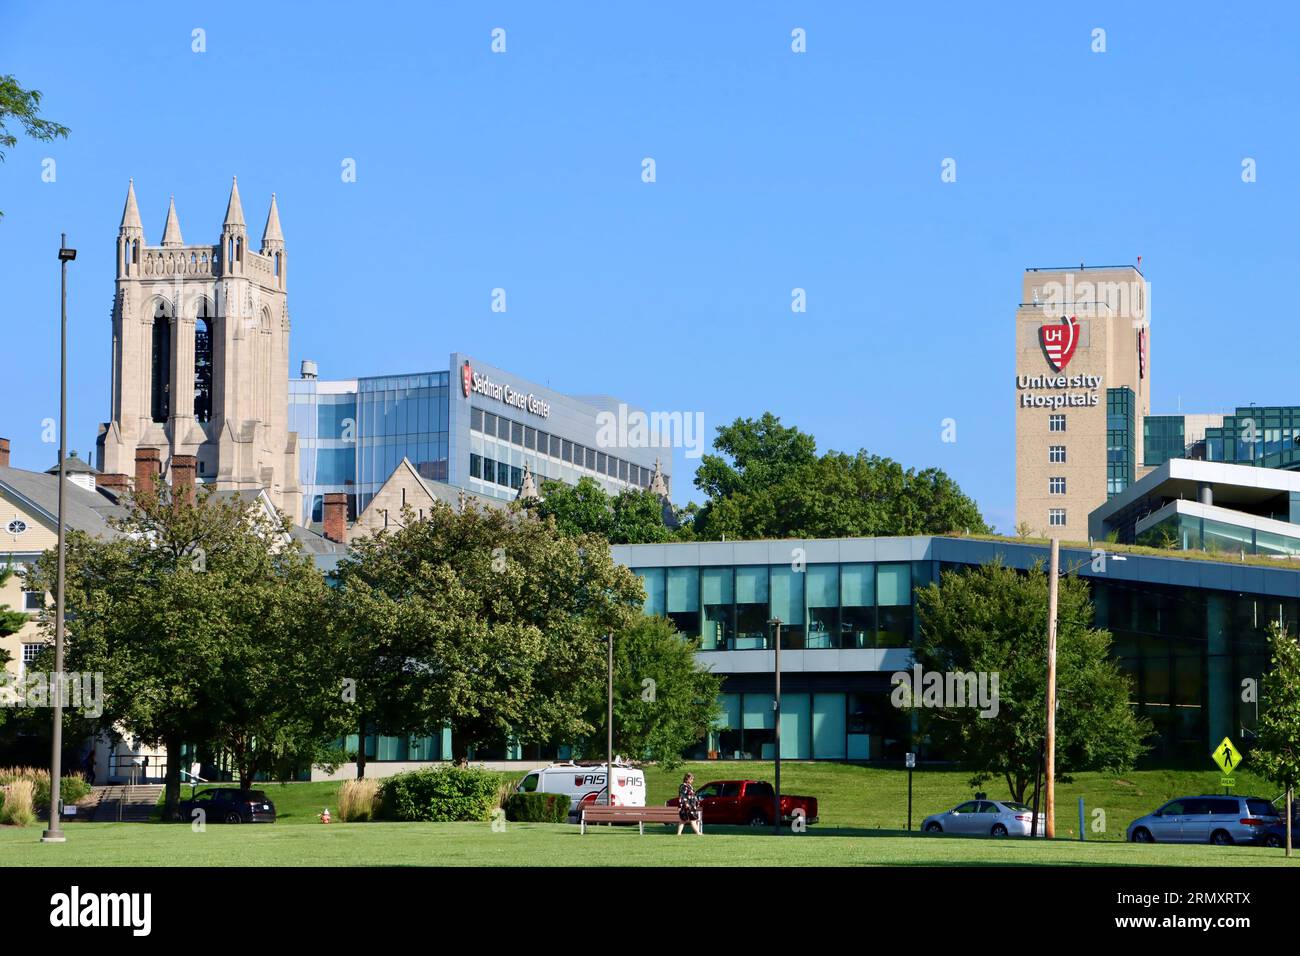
<box><xmin>461</xmin><ymin>360</ymin><xmax>472</xmax><ymax>398</ymax></box>
<box><xmin>1040</xmin><ymin>316</ymin><xmax>1079</xmax><ymax>372</ymax></box>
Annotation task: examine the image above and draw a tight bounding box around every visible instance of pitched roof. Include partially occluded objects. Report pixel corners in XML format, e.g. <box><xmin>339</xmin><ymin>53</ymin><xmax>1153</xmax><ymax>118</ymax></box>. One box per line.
<box><xmin>0</xmin><ymin>464</ymin><xmax>126</xmax><ymax>538</ymax></box>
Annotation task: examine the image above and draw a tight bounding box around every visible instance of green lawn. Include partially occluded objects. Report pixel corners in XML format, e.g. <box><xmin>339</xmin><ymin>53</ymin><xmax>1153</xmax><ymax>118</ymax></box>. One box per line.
<box><xmin>165</xmin><ymin>762</ymin><xmax>1287</xmax><ymax>841</ymax></box>
<box><xmin>3</xmin><ymin>819</ymin><xmax>1296</xmax><ymax>867</ymax></box>
<box><xmin>5</xmin><ymin>764</ymin><xmax>1289</xmax><ymax>867</ymax></box>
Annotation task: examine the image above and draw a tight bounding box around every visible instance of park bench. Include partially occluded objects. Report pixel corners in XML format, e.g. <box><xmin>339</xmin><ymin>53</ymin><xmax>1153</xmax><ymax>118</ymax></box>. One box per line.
<box><xmin>580</xmin><ymin>804</ymin><xmax>697</xmax><ymax>835</ymax></box>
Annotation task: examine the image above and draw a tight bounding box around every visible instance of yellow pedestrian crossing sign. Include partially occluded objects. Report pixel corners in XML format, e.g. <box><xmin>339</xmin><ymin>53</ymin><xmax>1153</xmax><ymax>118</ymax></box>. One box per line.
<box><xmin>1212</xmin><ymin>737</ymin><xmax>1242</xmax><ymax>775</ymax></box>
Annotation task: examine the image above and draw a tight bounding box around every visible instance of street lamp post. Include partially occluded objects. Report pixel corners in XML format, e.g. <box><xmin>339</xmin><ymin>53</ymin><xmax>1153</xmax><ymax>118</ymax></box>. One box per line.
<box><xmin>769</xmin><ymin>617</ymin><xmax>782</xmax><ymax>835</ymax></box>
<box><xmin>42</xmin><ymin>235</ymin><xmax>75</xmax><ymax>844</ymax></box>
<box><xmin>606</xmin><ymin>632</ymin><xmax>614</xmax><ymax>806</ymax></box>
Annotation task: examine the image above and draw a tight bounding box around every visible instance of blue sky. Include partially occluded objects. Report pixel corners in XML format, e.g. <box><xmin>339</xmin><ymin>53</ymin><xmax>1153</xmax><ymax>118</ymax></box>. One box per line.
<box><xmin>2</xmin><ymin>3</ymin><xmax>1298</xmax><ymax>531</ymax></box>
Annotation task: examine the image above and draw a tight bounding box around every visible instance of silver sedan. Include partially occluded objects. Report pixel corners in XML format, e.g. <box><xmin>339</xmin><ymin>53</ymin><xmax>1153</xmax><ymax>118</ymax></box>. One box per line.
<box><xmin>921</xmin><ymin>799</ymin><xmax>1047</xmax><ymax>837</ymax></box>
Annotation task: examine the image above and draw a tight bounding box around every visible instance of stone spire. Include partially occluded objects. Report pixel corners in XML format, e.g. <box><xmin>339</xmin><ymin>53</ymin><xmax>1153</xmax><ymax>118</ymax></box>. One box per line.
<box><xmin>120</xmin><ymin>179</ymin><xmax>143</xmax><ymax>234</ymax></box>
<box><xmin>648</xmin><ymin>457</ymin><xmax>669</xmax><ymax>497</ymax></box>
<box><xmin>517</xmin><ymin>461</ymin><xmax>540</xmax><ymax>501</ymax></box>
<box><xmin>261</xmin><ymin>193</ymin><xmax>283</xmax><ymax>251</ymax></box>
<box><xmin>160</xmin><ymin>195</ymin><xmax>183</xmax><ymax>247</ymax></box>
<box><xmin>223</xmin><ymin>176</ymin><xmax>246</xmax><ymax>227</ymax></box>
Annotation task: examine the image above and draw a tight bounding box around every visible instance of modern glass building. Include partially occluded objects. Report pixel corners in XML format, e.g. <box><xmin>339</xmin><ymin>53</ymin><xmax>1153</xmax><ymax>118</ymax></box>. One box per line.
<box><xmin>1106</xmin><ymin>387</ymin><xmax>1136</xmax><ymax>498</ymax></box>
<box><xmin>1203</xmin><ymin>406</ymin><xmax>1300</xmax><ymax>469</ymax></box>
<box><xmin>290</xmin><ymin>352</ymin><xmax>668</xmax><ymax>526</ymax></box>
<box><xmin>612</xmin><ymin>535</ymin><xmax>1288</xmax><ymax>766</ymax></box>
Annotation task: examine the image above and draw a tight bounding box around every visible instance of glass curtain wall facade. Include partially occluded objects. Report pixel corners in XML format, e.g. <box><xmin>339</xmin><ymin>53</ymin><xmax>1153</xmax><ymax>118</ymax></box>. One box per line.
<box><xmin>1205</xmin><ymin>406</ymin><xmax>1300</xmax><ymax>469</ymax></box>
<box><xmin>1092</xmin><ymin>579</ymin><xmax>1276</xmax><ymax>764</ymax></box>
<box><xmin>634</xmin><ymin>562</ymin><xmax>918</xmax><ymax>651</ymax></box>
<box><xmin>289</xmin><ymin>381</ymin><xmax>358</xmax><ymax>523</ymax></box>
<box><xmin>1107</xmin><ymin>387</ymin><xmax>1136</xmax><ymax>498</ymax></box>
<box><xmin>354</xmin><ymin>373</ymin><xmax>449</xmax><ymax>512</ymax></box>
<box><xmin>1136</xmin><ymin>511</ymin><xmax>1300</xmax><ymax>556</ymax></box>
<box><xmin>291</xmin><ymin>373</ymin><xmax>449</xmax><ymax>523</ymax></box>
<box><xmin>626</xmin><ymin>548</ymin><xmax>1281</xmax><ymax>766</ymax></box>
<box><xmin>1142</xmin><ymin>415</ymin><xmax>1186</xmax><ymax>468</ymax></box>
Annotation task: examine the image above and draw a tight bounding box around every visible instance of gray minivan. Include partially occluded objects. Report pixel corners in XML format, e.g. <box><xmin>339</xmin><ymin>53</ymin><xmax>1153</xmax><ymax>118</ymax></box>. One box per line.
<box><xmin>1127</xmin><ymin>795</ymin><xmax>1279</xmax><ymax>845</ymax></box>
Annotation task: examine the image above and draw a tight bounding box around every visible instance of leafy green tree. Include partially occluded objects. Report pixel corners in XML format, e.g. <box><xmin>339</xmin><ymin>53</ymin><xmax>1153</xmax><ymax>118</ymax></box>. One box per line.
<box><xmin>527</xmin><ymin>477</ymin><xmax>678</xmax><ymax>544</ymax></box>
<box><xmin>576</xmin><ymin>615</ymin><xmax>722</xmax><ymax>768</ymax></box>
<box><xmin>29</xmin><ymin>483</ymin><xmax>345</xmax><ymax>816</ymax></box>
<box><xmin>0</xmin><ymin>75</ymin><xmax>69</xmax><ymax>221</ymax></box>
<box><xmin>692</xmin><ymin>413</ymin><xmax>990</xmax><ymax>540</ymax></box>
<box><xmin>0</xmin><ymin>563</ymin><xmax>27</xmax><ymax>637</ymax></box>
<box><xmin>911</xmin><ymin>560</ymin><xmax>1150</xmax><ymax>803</ymax></box>
<box><xmin>0</xmin><ymin>562</ymin><xmax>29</xmax><ymax>733</ymax></box>
<box><xmin>530</xmin><ymin>478</ymin><xmax>614</xmax><ymax>539</ymax></box>
<box><xmin>335</xmin><ymin>501</ymin><xmax>644</xmax><ymax>767</ymax></box>
<box><xmin>1252</xmin><ymin>621</ymin><xmax>1300</xmax><ymax>856</ymax></box>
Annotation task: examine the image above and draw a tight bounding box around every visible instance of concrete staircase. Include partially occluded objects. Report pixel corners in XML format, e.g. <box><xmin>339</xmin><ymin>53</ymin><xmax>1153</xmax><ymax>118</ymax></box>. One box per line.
<box><xmin>89</xmin><ymin>784</ymin><xmax>163</xmax><ymax>822</ymax></box>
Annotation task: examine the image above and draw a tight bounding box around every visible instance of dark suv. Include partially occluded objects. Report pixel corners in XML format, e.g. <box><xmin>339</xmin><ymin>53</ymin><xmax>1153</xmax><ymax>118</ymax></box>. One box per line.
<box><xmin>177</xmin><ymin>788</ymin><xmax>277</xmax><ymax>824</ymax></box>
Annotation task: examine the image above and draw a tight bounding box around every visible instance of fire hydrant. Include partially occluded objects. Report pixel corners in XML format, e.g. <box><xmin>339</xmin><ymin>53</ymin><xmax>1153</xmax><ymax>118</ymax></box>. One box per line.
<box><xmin>320</xmin><ymin>807</ymin><xmax>331</xmax><ymax>824</ymax></box>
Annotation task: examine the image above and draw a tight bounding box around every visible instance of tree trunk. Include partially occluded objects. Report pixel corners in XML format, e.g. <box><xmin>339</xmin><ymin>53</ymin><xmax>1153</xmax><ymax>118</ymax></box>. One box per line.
<box><xmin>1287</xmin><ymin>787</ymin><xmax>1294</xmax><ymax>859</ymax></box>
<box><xmin>163</xmin><ymin>735</ymin><xmax>182</xmax><ymax>821</ymax></box>
<box><xmin>355</xmin><ymin>712</ymin><xmax>367</xmax><ymax>779</ymax></box>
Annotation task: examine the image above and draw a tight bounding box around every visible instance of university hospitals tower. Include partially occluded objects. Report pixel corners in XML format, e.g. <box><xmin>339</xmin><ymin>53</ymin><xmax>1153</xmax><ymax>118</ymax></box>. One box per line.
<box><xmin>1015</xmin><ymin>265</ymin><xmax>1150</xmax><ymax>541</ymax></box>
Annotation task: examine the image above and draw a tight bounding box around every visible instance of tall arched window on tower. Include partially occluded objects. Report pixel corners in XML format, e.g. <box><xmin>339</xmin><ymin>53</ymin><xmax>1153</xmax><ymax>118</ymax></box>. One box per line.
<box><xmin>150</xmin><ymin>300</ymin><xmax>172</xmax><ymax>423</ymax></box>
<box><xmin>194</xmin><ymin>298</ymin><xmax>214</xmax><ymax>424</ymax></box>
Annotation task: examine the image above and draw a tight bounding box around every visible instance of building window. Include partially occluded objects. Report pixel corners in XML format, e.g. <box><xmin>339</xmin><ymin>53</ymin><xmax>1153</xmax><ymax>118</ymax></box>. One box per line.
<box><xmin>511</xmin><ymin>421</ymin><xmax>523</xmax><ymax>446</ymax></box>
<box><xmin>562</xmin><ymin>439</ymin><xmax>573</xmax><ymax>463</ymax></box>
<box><xmin>549</xmin><ymin>434</ymin><xmax>561</xmax><ymax>458</ymax></box>
<box><xmin>497</xmin><ymin>460</ymin><xmax>510</xmax><ymax>486</ymax></box>
<box><xmin>597</xmin><ymin>452</ymin><xmax>607</xmax><ymax>474</ymax></box>
<box><xmin>1049</xmin><ymin>476</ymin><xmax>1066</xmax><ymax>495</ymax></box>
<box><xmin>150</xmin><ymin>302</ymin><xmax>172</xmax><ymax>423</ymax></box>
<box><xmin>21</xmin><ymin>643</ymin><xmax>41</xmax><ymax>678</ymax></box>
<box><xmin>585</xmin><ymin>447</ymin><xmax>596</xmax><ymax>470</ymax></box>
<box><xmin>510</xmin><ymin>465</ymin><xmax>522</xmax><ymax>490</ymax></box>
<box><xmin>1049</xmin><ymin>414</ymin><xmax>1066</xmax><ymax>432</ymax></box>
<box><xmin>1049</xmin><ymin>445</ymin><xmax>1066</xmax><ymax>464</ymax></box>
<box><xmin>471</xmin><ymin>407</ymin><xmax>484</xmax><ymax>433</ymax></box>
<box><xmin>194</xmin><ymin>298</ymin><xmax>214</xmax><ymax>424</ymax></box>
<box><xmin>1049</xmin><ymin>508</ymin><xmax>1066</xmax><ymax>527</ymax></box>
<box><xmin>470</xmin><ymin>453</ymin><xmax>482</xmax><ymax>479</ymax></box>
<box><xmin>22</xmin><ymin>590</ymin><xmax>43</xmax><ymax>612</ymax></box>
<box><xmin>6</xmin><ymin>518</ymin><xmax>26</xmax><ymax>536</ymax></box>
<box><xmin>524</xmin><ymin>427</ymin><xmax>536</xmax><ymax>450</ymax></box>
<box><xmin>484</xmin><ymin>412</ymin><xmax>498</xmax><ymax>437</ymax></box>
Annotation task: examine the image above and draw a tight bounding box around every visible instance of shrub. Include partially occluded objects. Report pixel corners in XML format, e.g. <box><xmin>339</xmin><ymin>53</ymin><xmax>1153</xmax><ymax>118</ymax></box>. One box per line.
<box><xmin>503</xmin><ymin>791</ymin><xmax>570</xmax><ymax>823</ymax></box>
<box><xmin>0</xmin><ymin>767</ymin><xmax>89</xmax><ymax>813</ymax></box>
<box><xmin>0</xmin><ymin>779</ymin><xmax>37</xmax><ymax>827</ymax></box>
<box><xmin>337</xmin><ymin>778</ymin><xmax>380</xmax><ymax>822</ymax></box>
<box><xmin>378</xmin><ymin>766</ymin><xmax>504</xmax><ymax>822</ymax></box>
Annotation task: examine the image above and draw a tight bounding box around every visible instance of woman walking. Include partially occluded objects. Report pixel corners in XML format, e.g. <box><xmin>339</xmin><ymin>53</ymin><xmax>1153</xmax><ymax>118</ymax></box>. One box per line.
<box><xmin>676</xmin><ymin>772</ymin><xmax>702</xmax><ymax>836</ymax></box>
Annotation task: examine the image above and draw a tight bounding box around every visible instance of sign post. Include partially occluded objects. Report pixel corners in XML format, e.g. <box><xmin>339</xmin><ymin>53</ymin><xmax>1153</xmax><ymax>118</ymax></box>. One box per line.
<box><xmin>905</xmin><ymin>752</ymin><xmax>916</xmax><ymax>832</ymax></box>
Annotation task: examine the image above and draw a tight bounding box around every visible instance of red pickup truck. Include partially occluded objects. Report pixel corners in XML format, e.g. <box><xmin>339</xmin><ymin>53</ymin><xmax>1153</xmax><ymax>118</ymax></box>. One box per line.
<box><xmin>668</xmin><ymin>780</ymin><xmax>819</xmax><ymax>827</ymax></box>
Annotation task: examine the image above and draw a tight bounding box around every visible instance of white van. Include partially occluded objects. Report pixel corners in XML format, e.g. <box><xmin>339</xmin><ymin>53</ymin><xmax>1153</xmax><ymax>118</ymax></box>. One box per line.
<box><xmin>515</xmin><ymin>760</ymin><xmax>647</xmax><ymax>818</ymax></box>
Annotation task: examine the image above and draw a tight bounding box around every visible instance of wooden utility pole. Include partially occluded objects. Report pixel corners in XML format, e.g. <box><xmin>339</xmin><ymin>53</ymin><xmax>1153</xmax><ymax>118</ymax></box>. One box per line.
<box><xmin>1045</xmin><ymin>537</ymin><xmax>1059</xmax><ymax>839</ymax></box>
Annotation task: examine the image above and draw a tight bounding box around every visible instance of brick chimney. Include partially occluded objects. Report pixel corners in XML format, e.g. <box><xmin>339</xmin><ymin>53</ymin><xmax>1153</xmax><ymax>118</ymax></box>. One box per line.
<box><xmin>97</xmin><ymin>473</ymin><xmax>130</xmax><ymax>500</ymax></box>
<box><xmin>171</xmin><ymin>454</ymin><xmax>197</xmax><ymax>505</ymax></box>
<box><xmin>0</xmin><ymin>437</ymin><xmax>9</xmax><ymax>468</ymax></box>
<box><xmin>134</xmin><ymin>447</ymin><xmax>162</xmax><ymax>494</ymax></box>
<box><xmin>323</xmin><ymin>492</ymin><xmax>348</xmax><ymax>543</ymax></box>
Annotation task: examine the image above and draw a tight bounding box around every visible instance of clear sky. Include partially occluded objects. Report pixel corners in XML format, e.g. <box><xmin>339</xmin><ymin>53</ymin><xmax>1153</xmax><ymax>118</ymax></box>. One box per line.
<box><xmin>2</xmin><ymin>2</ymin><xmax>1297</xmax><ymax>530</ymax></box>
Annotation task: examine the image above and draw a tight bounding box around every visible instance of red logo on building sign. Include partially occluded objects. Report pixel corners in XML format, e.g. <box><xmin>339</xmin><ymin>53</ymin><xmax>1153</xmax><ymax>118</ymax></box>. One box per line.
<box><xmin>1040</xmin><ymin>316</ymin><xmax>1079</xmax><ymax>372</ymax></box>
<box><xmin>461</xmin><ymin>360</ymin><xmax>472</xmax><ymax>398</ymax></box>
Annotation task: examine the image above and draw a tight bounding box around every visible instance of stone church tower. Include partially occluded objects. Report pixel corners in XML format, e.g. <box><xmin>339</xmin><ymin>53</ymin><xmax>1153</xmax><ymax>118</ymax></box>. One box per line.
<box><xmin>96</xmin><ymin>178</ymin><xmax>302</xmax><ymax>521</ymax></box>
